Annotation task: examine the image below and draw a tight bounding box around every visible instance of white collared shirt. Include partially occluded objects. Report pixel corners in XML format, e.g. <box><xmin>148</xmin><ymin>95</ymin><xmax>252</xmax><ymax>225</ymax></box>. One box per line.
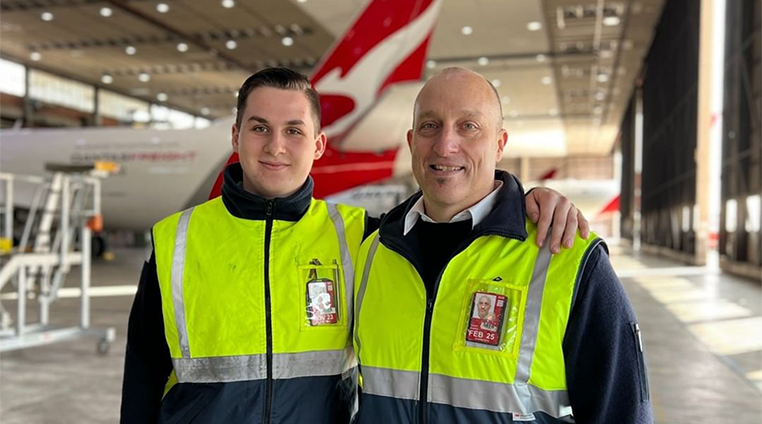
<box><xmin>403</xmin><ymin>181</ymin><xmax>504</xmax><ymax>236</ymax></box>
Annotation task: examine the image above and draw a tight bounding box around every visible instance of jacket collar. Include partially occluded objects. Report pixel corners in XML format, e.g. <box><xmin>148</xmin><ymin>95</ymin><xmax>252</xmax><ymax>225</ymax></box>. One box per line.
<box><xmin>221</xmin><ymin>162</ymin><xmax>313</xmax><ymax>222</ymax></box>
<box><xmin>380</xmin><ymin>170</ymin><xmax>528</xmax><ymax>250</ymax></box>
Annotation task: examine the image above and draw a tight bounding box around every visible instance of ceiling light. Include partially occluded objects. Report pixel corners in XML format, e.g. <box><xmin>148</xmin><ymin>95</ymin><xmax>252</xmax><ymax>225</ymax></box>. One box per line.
<box><xmin>157</xmin><ymin>92</ymin><xmax>168</xmax><ymax>101</ymax></box>
<box><xmin>41</xmin><ymin>12</ymin><xmax>54</xmax><ymax>21</ymax></box>
<box><xmin>221</xmin><ymin>0</ymin><xmax>235</xmax><ymax>8</ymax></box>
<box><xmin>461</xmin><ymin>26</ymin><xmax>473</xmax><ymax>35</ymax></box>
<box><xmin>600</xmin><ymin>50</ymin><xmax>614</xmax><ymax>59</ymax></box>
<box><xmin>101</xmin><ymin>74</ymin><xmax>113</xmax><ymax>84</ymax></box>
<box><xmin>156</xmin><ymin>3</ymin><xmax>169</xmax><ymax>13</ymax></box>
<box><xmin>509</xmin><ymin>110</ymin><xmax>519</xmax><ymax>118</ymax></box>
<box><xmin>593</xmin><ymin>106</ymin><xmax>603</xmax><ymax>114</ymax></box>
<box><xmin>426</xmin><ymin>60</ymin><xmax>436</xmax><ymax>69</ymax></box>
<box><xmin>602</xmin><ymin>16</ymin><xmax>621</xmax><ymax>26</ymax></box>
<box><xmin>297</xmin><ymin>0</ymin><xmax>308</xmax><ymax>3</ymax></box>
<box><xmin>225</xmin><ymin>40</ymin><xmax>237</xmax><ymax>50</ymax></box>
<box><xmin>125</xmin><ymin>45</ymin><xmax>137</xmax><ymax>55</ymax></box>
<box><xmin>201</xmin><ymin>107</ymin><xmax>210</xmax><ymax>116</ymax></box>
<box><xmin>501</xmin><ymin>96</ymin><xmax>511</xmax><ymax>104</ymax></box>
<box><xmin>491</xmin><ymin>79</ymin><xmax>501</xmax><ymax>87</ymax></box>
<box><xmin>477</xmin><ymin>57</ymin><xmax>489</xmax><ymax>66</ymax></box>
<box><xmin>234</xmin><ymin>90</ymin><xmax>239</xmax><ymax>98</ymax></box>
<box><xmin>541</xmin><ymin>76</ymin><xmax>552</xmax><ymax>85</ymax></box>
<box><xmin>595</xmin><ymin>91</ymin><xmax>606</xmax><ymax>101</ymax></box>
<box><xmin>536</xmin><ymin>54</ymin><xmax>547</xmax><ymax>62</ymax></box>
<box><xmin>100</xmin><ymin>7</ymin><xmax>113</xmax><ymax>17</ymax></box>
<box><xmin>597</xmin><ymin>73</ymin><xmax>609</xmax><ymax>83</ymax></box>
<box><xmin>282</xmin><ymin>37</ymin><xmax>294</xmax><ymax>47</ymax></box>
<box><xmin>231</xmin><ymin>107</ymin><xmax>237</xmax><ymax>115</ymax></box>
<box><xmin>177</xmin><ymin>43</ymin><xmax>189</xmax><ymax>52</ymax></box>
<box><xmin>30</xmin><ymin>52</ymin><xmax>41</xmax><ymax>61</ymax></box>
<box><xmin>527</xmin><ymin>21</ymin><xmax>542</xmax><ymax>31</ymax></box>
<box><xmin>138</xmin><ymin>72</ymin><xmax>151</xmax><ymax>82</ymax></box>
<box><xmin>549</xmin><ymin>108</ymin><xmax>558</xmax><ymax>116</ymax></box>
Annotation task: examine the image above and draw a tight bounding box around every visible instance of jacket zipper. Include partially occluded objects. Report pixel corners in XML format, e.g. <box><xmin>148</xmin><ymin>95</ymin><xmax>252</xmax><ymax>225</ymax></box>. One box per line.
<box><xmin>263</xmin><ymin>200</ymin><xmax>274</xmax><ymax>424</ymax></box>
<box><xmin>418</xmin><ymin>266</ymin><xmax>449</xmax><ymax>424</ymax></box>
<box><xmin>415</xmin><ymin>233</ymin><xmax>524</xmax><ymax>424</ymax></box>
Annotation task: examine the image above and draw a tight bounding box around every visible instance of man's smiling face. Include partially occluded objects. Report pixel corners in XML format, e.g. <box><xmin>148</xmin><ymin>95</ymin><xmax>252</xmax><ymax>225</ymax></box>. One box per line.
<box><xmin>232</xmin><ymin>86</ymin><xmax>325</xmax><ymax>199</ymax></box>
<box><xmin>407</xmin><ymin>68</ymin><xmax>507</xmax><ymax>217</ymax></box>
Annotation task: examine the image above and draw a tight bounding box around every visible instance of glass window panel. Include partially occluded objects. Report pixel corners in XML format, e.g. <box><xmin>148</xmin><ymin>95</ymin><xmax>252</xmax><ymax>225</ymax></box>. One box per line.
<box><xmin>28</xmin><ymin>70</ymin><xmax>94</xmax><ymax>113</ymax></box>
<box><xmin>0</xmin><ymin>58</ymin><xmax>27</xmax><ymax>97</ymax></box>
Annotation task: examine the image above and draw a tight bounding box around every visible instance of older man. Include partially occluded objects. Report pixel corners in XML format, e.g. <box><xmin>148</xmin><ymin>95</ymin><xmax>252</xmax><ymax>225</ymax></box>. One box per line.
<box><xmin>353</xmin><ymin>68</ymin><xmax>653</xmax><ymax>424</ymax></box>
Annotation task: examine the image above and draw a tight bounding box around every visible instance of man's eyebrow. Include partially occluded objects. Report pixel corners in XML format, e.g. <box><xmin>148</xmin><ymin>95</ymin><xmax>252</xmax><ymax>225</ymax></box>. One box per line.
<box><xmin>247</xmin><ymin>116</ymin><xmax>268</xmax><ymax>124</ymax></box>
<box><xmin>415</xmin><ymin>110</ymin><xmax>487</xmax><ymax>119</ymax></box>
<box><xmin>415</xmin><ymin>110</ymin><xmax>440</xmax><ymax>123</ymax></box>
<box><xmin>461</xmin><ymin>110</ymin><xmax>485</xmax><ymax>119</ymax></box>
<box><xmin>286</xmin><ymin>119</ymin><xmax>306</xmax><ymax>126</ymax></box>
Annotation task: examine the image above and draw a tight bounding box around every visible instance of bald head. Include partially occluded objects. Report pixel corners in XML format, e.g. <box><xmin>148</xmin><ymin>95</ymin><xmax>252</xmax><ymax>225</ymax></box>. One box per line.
<box><xmin>414</xmin><ymin>67</ymin><xmax>504</xmax><ymax>130</ymax></box>
<box><xmin>406</xmin><ymin>66</ymin><xmax>509</xmax><ymax>223</ymax></box>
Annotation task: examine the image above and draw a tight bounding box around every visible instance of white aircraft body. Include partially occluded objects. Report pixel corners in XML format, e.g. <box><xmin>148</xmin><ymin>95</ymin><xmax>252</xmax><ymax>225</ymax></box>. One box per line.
<box><xmin>1</xmin><ymin>121</ymin><xmax>232</xmax><ymax>230</ymax></box>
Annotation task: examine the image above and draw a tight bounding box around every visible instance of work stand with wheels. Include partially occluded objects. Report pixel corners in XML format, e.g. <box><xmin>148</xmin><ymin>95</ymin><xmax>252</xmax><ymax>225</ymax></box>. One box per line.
<box><xmin>0</xmin><ymin>163</ymin><xmax>117</xmax><ymax>354</ymax></box>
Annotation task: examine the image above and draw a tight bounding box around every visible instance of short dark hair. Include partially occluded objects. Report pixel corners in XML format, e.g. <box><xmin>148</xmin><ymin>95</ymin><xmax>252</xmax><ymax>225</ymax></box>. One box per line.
<box><xmin>235</xmin><ymin>67</ymin><xmax>321</xmax><ymax>133</ymax></box>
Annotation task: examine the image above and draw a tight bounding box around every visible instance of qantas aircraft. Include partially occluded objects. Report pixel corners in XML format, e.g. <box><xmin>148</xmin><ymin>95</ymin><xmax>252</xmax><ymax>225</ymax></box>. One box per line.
<box><xmin>1</xmin><ymin>0</ymin><xmax>441</xmax><ymax>232</ymax></box>
<box><xmin>1</xmin><ymin>0</ymin><xmax>619</xmax><ymax>236</ymax></box>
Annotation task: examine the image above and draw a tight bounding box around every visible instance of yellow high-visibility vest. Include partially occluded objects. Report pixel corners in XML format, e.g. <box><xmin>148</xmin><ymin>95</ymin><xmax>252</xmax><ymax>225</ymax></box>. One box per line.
<box><xmin>354</xmin><ymin>221</ymin><xmax>602</xmax><ymax>423</ymax></box>
<box><xmin>152</xmin><ymin>195</ymin><xmax>365</xmax><ymax>423</ymax></box>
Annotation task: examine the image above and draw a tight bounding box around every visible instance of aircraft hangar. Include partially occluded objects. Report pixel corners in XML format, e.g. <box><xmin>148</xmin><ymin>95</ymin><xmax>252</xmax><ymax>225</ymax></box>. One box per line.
<box><xmin>0</xmin><ymin>0</ymin><xmax>760</xmax><ymax>423</ymax></box>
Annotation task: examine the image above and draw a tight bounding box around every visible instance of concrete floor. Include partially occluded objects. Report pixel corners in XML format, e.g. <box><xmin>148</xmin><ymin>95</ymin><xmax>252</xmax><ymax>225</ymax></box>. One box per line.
<box><xmin>1</xmin><ymin>245</ymin><xmax>761</xmax><ymax>423</ymax></box>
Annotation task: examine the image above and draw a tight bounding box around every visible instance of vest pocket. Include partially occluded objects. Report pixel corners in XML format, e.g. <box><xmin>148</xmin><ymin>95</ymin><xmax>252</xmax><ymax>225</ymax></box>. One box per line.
<box><xmin>298</xmin><ymin>262</ymin><xmax>347</xmax><ymax>330</ymax></box>
<box><xmin>629</xmin><ymin>322</ymin><xmax>650</xmax><ymax>402</ymax></box>
<box><xmin>453</xmin><ymin>279</ymin><xmax>528</xmax><ymax>357</ymax></box>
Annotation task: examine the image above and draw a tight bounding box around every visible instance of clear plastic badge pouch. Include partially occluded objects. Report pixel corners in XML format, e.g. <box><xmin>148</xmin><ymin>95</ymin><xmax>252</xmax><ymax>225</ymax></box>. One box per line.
<box><xmin>300</xmin><ymin>259</ymin><xmax>343</xmax><ymax>328</ymax></box>
<box><xmin>454</xmin><ymin>277</ymin><xmax>527</xmax><ymax>356</ymax></box>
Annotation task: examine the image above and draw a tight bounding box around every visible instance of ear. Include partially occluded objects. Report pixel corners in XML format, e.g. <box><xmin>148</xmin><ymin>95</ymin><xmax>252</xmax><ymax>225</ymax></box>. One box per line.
<box><xmin>231</xmin><ymin>124</ymin><xmax>240</xmax><ymax>154</ymax></box>
<box><xmin>495</xmin><ymin>128</ymin><xmax>508</xmax><ymax>162</ymax></box>
<box><xmin>313</xmin><ymin>132</ymin><xmax>327</xmax><ymax>160</ymax></box>
<box><xmin>406</xmin><ymin>129</ymin><xmax>414</xmax><ymax>152</ymax></box>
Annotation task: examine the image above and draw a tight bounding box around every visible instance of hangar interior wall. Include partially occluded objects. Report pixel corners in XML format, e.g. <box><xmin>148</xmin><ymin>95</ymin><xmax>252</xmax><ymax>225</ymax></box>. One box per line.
<box><xmin>619</xmin><ymin>96</ymin><xmax>636</xmax><ymax>242</ymax></box>
<box><xmin>639</xmin><ymin>0</ymin><xmax>700</xmax><ymax>257</ymax></box>
<box><xmin>720</xmin><ymin>0</ymin><xmax>762</xmax><ymax>279</ymax></box>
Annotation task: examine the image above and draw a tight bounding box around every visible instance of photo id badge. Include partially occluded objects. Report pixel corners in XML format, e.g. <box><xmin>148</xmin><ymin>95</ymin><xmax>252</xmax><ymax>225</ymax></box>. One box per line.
<box><xmin>465</xmin><ymin>291</ymin><xmax>507</xmax><ymax>346</ymax></box>
<box><xmin>306</xmin><ymin>279</ymin><xmax>339</xmax><ymax>326</ymax></box>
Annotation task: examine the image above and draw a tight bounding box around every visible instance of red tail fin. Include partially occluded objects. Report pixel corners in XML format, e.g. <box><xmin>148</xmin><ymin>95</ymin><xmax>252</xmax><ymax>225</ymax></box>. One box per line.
<box><xmin>209</xmin><ymin>0</ymin><xmax>441</xmax><ymax>200</ymax></box>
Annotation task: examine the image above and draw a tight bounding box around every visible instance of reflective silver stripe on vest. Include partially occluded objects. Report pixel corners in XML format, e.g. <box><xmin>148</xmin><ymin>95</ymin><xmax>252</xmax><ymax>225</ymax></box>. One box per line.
<box><xmin>171</xmin><ymin>207</ymin><xmax>194</xmax><ymax>359</ymax></box>
<box><xmin>361</xmin><ymin>367</ymin><xmax>571</xmax><ymax>418</ymax></box>
<box><xmin>354</xmin><ymin>234</ymin><xmax>380</xmax><ymax>357</ymax></box>
<box><xmin>429</xmin><ymin>374</ymin><xmax>571</xmax><ymax>418</ymax></box>
<box><xmin>174</xmin><ymin>350</ymin><xmax>351</xmax><ymax>383</ymax></box>
<box><xmin>173</xmin><ymin>354</ymin><xmax>266</xmax><ymax>383</ymax></box>
<box><xmin>273</xmin><ymin>348</ymin><xmax>354</xmax><ymax>379</ymax></box>
<box><xmin>326</xmin><ymin>202</ymin><xmax>355</xmax><ymax>327</ymax></box>
<box><xmin>514</xmin><ymin>234</ymin><xmax>553</xmax><ymax>403</ymax></box>
<box><xmin>361</xmin><ymin>366</ymin><xmax>420</xmax><ymax>401</ymax></box>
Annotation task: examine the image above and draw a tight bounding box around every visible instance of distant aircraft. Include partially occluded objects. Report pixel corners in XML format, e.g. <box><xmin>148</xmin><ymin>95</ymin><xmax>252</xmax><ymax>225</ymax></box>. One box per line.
<box><xmin>1</xmin><ymin>0</ymin><xmax>443</xmax><ymax>233</ymax></box>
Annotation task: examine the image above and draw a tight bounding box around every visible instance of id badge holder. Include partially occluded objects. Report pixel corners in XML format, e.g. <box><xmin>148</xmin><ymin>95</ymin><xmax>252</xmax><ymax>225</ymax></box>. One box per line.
<box><xmin>302</xmin><ymin>259</ymin><xmax>341</xmax><ymax>327</ymax></box>
<box><xmin>454</xmin><ymin>277</ymin><xmax>527</xmax><ymax>356</ymax></box>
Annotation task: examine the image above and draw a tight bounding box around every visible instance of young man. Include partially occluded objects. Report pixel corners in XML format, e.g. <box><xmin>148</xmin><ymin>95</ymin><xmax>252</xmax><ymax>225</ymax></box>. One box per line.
<box><xmin>352</xmin><ymin>68</ymin><xmax>653</xmax><ymax>424</ymax></box>
<box><xmin>120</xmin><ymin>68</ymin><xmax>589</xmax><ymax>424</ymax></box>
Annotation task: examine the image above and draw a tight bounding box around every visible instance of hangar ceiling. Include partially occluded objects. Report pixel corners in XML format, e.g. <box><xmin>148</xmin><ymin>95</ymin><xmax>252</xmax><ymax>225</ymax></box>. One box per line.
<box><xmin>0</xmin><ymin>0</ymin><xmax>666</xmax><ymax>156</ymax></box>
